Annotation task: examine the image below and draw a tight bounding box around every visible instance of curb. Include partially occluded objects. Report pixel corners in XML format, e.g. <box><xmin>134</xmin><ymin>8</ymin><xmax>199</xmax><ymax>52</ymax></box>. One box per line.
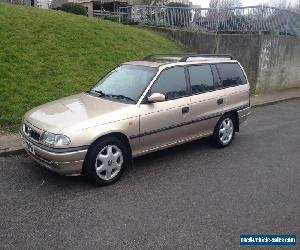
<box><xmin>251</xmin><ymin>96</ymin><xmax>300</xmax><ymax>108</ymax></box>
<box><xmin>1</xmin><ymin>95</ymin><xmax>300</xmax><ymax>157</ymax></box>
<box><xmin>0</xmin><ymin>147</ymin><xmax>25</xmax><ymax>157</ymax></box>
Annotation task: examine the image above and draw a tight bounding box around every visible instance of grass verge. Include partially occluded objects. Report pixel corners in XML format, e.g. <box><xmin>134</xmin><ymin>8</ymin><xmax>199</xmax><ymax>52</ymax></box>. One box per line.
<box><xmin>0</xmin><ymin>3</ymin><xmax>186</xmax><ymax>132</ymax></box>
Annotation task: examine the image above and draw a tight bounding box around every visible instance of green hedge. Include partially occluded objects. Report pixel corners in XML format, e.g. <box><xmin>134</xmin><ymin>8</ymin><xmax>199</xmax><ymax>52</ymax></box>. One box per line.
<box><xmin>103</xmin><ymin>16</ymin><xmax>119</xmax><ymax>23</ymax></box>
<box><xmin>59</xmin><ymin>3</ymin><xmax>86</xmax><ymax>16</ymax></box>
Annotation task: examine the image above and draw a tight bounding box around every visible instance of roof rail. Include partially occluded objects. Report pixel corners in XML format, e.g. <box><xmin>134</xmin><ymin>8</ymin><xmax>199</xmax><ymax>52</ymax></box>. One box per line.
<box><xmin>143</xmin><ymin>53</ymin><xmax>234</xmax><ymax>62</ymax></box>
<box><xmin>143</xmin><ymin>53</ymin><xmax>193</xmax><ymax>61</ymax></box>
<box><xmin>179</xmin><ymin>54</ymin><xmax>233</xmax><ymax>62</ymax></box>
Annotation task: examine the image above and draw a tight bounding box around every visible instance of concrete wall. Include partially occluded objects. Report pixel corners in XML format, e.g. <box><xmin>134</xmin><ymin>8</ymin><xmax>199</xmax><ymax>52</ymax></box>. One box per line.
<box><xmin>217</xmin><ymin>34</ymin><xmax>261</xmax><ymax>92</ymax></box>
<box><xmin>257</xmin><ymin>35</ymin><xmax>300</xmax><ymax>92</ymax></box>
<box><xmin>150</xmin><ymin>27</ymin><xmax>300</xmax><ymax>93</ymax></box>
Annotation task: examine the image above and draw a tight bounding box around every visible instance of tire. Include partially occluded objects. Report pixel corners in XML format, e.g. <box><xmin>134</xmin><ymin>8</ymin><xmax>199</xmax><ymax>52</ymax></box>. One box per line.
<box><xmin>212</xmin><ymin>114</ymin><xmax>235</xmax><ymax>147</ymax></box>
<box><xmin>83</xmin><ymin>136</ymin><xmax>130</xmax><ymax>186</ymax></box>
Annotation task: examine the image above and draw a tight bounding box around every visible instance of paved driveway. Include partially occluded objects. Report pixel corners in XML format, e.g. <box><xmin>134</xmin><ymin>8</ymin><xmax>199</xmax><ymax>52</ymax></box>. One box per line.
<box><xmin>1</xmin><ymin>100</ymin><xmax>299</xmax><ymax>249</ymax></box>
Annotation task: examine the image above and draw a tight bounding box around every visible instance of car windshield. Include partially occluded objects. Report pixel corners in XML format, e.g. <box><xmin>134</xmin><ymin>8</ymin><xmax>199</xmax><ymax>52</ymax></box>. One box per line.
<box><xmin>90</xmin><ymin>65</ymin><xmax>157</xmax><ymax>103</ymax></box>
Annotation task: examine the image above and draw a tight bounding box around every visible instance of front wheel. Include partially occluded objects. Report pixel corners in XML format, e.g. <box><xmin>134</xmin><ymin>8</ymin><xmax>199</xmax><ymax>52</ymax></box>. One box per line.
<box><xmin>212</xmin><ymin>114</ymin><xmax>235</xmax><ymax>147</ymax></box>
<box><xmin>83</xmin><ymin>137</ymin><xmax>130</xmax><ymax>186</ymax></box>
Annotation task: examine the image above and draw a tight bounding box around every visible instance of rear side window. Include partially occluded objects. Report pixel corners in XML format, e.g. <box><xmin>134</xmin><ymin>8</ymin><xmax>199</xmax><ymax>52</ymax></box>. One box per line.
<box><xmin>188</xmin><ymin>65</ymin><xmax>214</xmax><ymax>94</ymax></box>
<box><xmin>216</xmin><ymin>63</ymin><xmax>247</xmax><ymax>87</ymax></box>
<box><xmin>151</xmin><ymin>66</ymin><xmax>187</xmax><ymax>100</ymax></box>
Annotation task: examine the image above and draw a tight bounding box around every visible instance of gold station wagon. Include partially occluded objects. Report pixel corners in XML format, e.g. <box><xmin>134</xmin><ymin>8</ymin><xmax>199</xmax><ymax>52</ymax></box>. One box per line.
<box><xmin>21</xmin><ymin>54</ymin><xmax>251</xmax><ymax>185</ymax></box>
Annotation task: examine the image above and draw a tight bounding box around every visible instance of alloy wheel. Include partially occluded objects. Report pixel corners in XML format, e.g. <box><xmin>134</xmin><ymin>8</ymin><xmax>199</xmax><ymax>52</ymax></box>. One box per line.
<box><xmin>219</xmin><ymin>118</ymin><xmax>234</xmax><ymax>145</ymax></box>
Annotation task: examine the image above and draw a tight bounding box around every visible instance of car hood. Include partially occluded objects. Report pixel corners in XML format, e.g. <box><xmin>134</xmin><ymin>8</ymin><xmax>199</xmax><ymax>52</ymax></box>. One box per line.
<box><xmin>24</xmin><ymin>93</ymin><xmax>132</xmax><ymax>133</ymax></box>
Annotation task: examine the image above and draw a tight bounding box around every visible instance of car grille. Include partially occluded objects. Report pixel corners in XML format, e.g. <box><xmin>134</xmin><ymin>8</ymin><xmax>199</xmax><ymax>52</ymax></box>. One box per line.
<box><xmin>23</xmin><ymin>123</ymin><xmax>41</xmax><ymax>141</ymax></box>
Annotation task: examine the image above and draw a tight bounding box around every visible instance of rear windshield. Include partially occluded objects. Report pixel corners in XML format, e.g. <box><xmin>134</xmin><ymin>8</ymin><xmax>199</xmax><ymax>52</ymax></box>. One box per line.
<box><xmin>216</xmin><ymin>63</ymin><xmax>247</xmax><ymax>87</ymax></box>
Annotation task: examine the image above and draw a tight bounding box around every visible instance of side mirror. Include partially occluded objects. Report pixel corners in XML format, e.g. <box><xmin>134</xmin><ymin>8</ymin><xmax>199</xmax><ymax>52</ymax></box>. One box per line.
<box><xmin>147</xmin><ymin>93</ymin><xmax>166</xmax><ymax>103</ymax></box>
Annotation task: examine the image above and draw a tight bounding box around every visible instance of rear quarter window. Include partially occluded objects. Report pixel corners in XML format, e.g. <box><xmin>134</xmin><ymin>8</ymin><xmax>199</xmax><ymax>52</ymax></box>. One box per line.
<box><xmin>216</xmin><ymin>63</ymin><xmax>247</xmax><ymax>87</ymax></box>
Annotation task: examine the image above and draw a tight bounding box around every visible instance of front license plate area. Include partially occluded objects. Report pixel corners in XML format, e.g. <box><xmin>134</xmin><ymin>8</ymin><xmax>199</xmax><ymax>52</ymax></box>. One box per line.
<box><xmin>22</xmin><ymin>139</ymin><xmax>35</xmax><ymax>155</ymax></box>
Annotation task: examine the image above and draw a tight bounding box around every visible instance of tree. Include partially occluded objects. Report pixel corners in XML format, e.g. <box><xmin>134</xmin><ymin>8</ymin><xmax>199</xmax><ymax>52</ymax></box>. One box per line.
<box><xmin>292</xmin><ymin>0</ymin><xmax>300</xmax><ymax>11</ymax></box>
<box><xmin>209</xmin><ymin>0</ymin><xmax>218</xmax><ymax>8</ymax></box>
<box><xmin>266</xmin><ymin>0</ymin><xmax>292</xmax><ymax>9</ymax></box>
<box><xmin>265</xmin><ymin>0</ymin><xmax>300</xmax><ymax>11</ymax></box>
<box><xmin>208</xmin><ymin>0</ymin><xmax>242</xmax><ymax>9</ymax></box>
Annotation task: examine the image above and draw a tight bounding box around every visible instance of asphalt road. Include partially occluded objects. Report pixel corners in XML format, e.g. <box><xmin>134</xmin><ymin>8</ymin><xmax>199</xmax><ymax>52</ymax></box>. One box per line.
<box><xmin>1</xmin><ymin>100</ymin><xmax>300</xmax><ymax>250</ymax></box>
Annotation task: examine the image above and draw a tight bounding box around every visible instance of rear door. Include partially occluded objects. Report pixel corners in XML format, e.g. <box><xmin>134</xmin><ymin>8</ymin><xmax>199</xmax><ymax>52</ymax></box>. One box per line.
<box><xmin>187</xmin><ymin>64</ymin><xmax>225</xmax><ymax>137</ymax></box>
<box><xmin>214</xmin><ymin>62</ymin><xmax>250</xmax><ymax>111</ymax></box>
<box><xmin>137</xmin><ymin>66</ymin><xmax>192</xmax><ymax>154</ymax></box>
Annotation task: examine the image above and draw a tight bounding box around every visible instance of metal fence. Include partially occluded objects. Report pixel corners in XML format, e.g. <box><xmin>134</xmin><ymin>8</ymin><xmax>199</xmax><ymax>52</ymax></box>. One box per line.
<box><xmin>0</xmin><ymin>0</ymin><xmax>31</xmax><ymax>5</ymax></box>
<box><xmin>118</xmin><ymin>5</ymin><xmax>300</xmax><ymax>36</ymax></box>
<box><xmin>93</xmin><ymin>10</ymin><xmax>127</xmax><ymax>21</ymax></box>
<box><xmin>0</xmin><ymin>0</ymin><xmax>51</xmax><ymax>8</ymax></box>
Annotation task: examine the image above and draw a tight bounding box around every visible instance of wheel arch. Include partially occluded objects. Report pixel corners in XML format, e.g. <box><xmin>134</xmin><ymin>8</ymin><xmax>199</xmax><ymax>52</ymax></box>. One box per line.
<box><xmin>224</xmin><ymin>110</ymin><xmax>239</xmax><ymax>132</ymax></box>
<box><xmin>88</xmin><ymin>132</ymin><xmax>132</xmax><ymax>158</ymax></box>
<box><xmin>82</xmin><ymin>132</ymin><xmax>132</xmax><ymax>184</ymax></box>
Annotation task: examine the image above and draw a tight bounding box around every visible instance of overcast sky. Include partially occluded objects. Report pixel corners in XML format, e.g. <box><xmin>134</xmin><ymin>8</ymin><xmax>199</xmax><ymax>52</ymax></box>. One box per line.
<box><xmin>191</xmin><ymin>0</ymin><xmax>295</xmax><ymax>7</ymax></box>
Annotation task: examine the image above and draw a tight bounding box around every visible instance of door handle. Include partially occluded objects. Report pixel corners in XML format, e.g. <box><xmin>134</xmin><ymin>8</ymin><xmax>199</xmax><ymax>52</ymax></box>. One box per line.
<box><xmin>182</xmin><ymin>106</ymin><xmax>189</xmax><ymax>114</ymax></box>
<box><xmin>217</xmin><ymin>98</ymin><xmax>224</xmax><ymax>105</ymax></box>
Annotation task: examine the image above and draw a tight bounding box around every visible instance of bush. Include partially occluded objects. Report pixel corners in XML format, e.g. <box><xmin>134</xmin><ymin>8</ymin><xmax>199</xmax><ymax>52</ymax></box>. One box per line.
<box><xmin>59</xmin><ymin>3</ymin><xmax>86</xmax><ymax>16</ymax></box>
<box><xmin>121</xmin><ymin>17</ymin><xmax>139</xmax><ymax>25</ymax></box>
<box><xmin>103</xmin><ymin>16</ymin><xmax>119</xmax><ymax>23</ymax></box>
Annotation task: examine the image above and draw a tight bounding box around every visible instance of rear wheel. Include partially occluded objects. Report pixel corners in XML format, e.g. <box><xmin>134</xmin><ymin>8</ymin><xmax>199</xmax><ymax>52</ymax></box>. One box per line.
<box><xmin>212</xmin><ymin>114</ymin><xmax>235</xmax><ymax>147</ymax></box>
<box><xmin>83</xmin><ymin>136</ymin><xmax>130</xmax><ymax>185</ymax></box>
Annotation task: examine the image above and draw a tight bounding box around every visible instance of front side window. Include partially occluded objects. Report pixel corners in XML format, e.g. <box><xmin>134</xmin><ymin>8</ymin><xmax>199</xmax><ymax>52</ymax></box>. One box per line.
<box><xmin>216</xmin><ymin>63</ymin><xmax>247</xmax><ymax>87</ymax></box>
<box><xmin>91</xmin><ymin>65</ymin><xmax>157</xmax><ymax>102</ymax></box>
<box><xmin>188</xmin><ymin>65</ymin><xmax>214</xmax><ymax>94</ymax></box>
<box><xmin>151</xmin><ymin>66</ymin><xmax>187</xmax><ymax>100</ymax></box>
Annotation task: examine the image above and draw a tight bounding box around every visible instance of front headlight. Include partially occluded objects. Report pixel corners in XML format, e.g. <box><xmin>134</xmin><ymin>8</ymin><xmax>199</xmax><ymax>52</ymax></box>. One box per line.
<box><xmin>41</xmin><ymin>132</ymin><xmax>71</xmax><ymax>147</ymax></box>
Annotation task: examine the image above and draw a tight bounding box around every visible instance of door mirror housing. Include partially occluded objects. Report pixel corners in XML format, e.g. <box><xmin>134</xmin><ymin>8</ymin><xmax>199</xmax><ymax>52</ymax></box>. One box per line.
<box><xmin>147</xmin><ymin>93</ymin><xmax>166</xmax><ymax>103</ymax></box>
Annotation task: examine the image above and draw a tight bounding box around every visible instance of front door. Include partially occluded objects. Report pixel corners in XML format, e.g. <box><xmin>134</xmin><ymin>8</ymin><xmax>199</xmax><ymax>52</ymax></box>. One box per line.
<box><xmin>138</xmin><ymin>66</ymin><xmax>191</xmax><ymax>154</ymax></box>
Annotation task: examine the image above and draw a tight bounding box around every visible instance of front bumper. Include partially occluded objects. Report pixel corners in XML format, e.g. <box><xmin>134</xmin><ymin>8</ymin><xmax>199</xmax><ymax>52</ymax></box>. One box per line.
<box><xmin>20</xmin><ymin>132</ymin><xmax>88</xmax><ymax>175</ymax></box>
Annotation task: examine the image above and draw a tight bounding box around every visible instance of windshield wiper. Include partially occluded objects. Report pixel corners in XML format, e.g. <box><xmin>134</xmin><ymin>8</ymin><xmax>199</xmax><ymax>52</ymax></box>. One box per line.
<box><xmin>86</xmin><ymin>89</ymin><xmax>106</xmax><ymax>96</ymax></box>
<box><xmin>108</xmin><ymin>94</ymin><xmax>135</xmax><ymax>103</ymax></box>
<box><xmin>88</xmin><ymin>90</ymin><xmax>135</xmax><ymax>103</ymax></box>
<box><xmin>93</xmin><ymin>90</ymin><xmax>109</xmax><ymax>97</ymax></box>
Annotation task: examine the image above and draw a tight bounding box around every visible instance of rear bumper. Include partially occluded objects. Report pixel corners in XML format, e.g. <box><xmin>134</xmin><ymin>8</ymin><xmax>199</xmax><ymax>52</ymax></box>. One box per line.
<box><xmin>20</xmin><ymin>132</ymin><xmax>88</xmax><ymax>175</ymax></box>
<box><xmin>238</xmin><ymin>106</ymin><xmax>251</xmax><ymax>124</ymax></box>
